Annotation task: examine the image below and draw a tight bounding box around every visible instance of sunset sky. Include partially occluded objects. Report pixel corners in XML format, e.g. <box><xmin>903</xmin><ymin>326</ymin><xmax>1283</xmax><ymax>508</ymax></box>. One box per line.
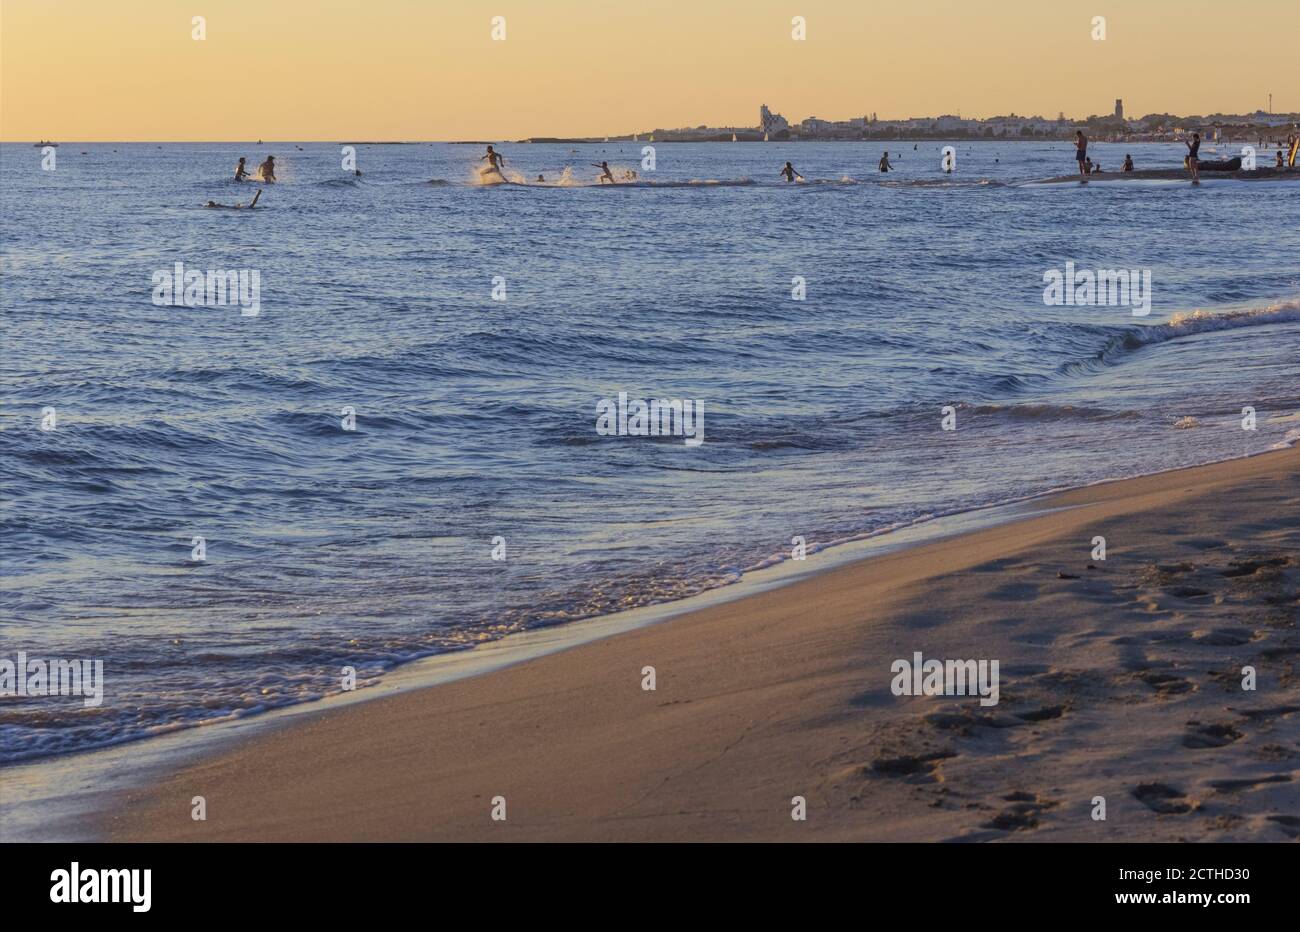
<box><xmin>2</xmin><ymin>0</ymin><xmax>1295</xmax><ymax>141</ymax></box>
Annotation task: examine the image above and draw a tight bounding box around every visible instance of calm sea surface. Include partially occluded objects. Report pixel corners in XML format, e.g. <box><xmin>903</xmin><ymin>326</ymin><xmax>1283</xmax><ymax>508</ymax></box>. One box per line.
<box><xmin>2</xmin><ymin>139</ymin><xmax>1298</xmax><ymax>762</ymax></box>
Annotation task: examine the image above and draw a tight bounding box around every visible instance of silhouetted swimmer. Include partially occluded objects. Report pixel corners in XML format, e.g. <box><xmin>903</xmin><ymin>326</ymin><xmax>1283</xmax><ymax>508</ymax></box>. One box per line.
<box><xmin>1277</xmin><ymin>150</ymin><xmax>1285</xmax><ymax>169</ymax></box>
<box><xmin>537</xmin><ymin>174</ymin><xmax>545</xmax><ymax>182</ymax></box>
<box><xmin>206</xmin><ymin>189</ymin><xmax>262</xmax><ymax>209</ymax></box>
<box><xmin>592</xmin><ymin>161</ymin><xmax>615</xmax><ymax>183</ymax></box>
<box><xmin>1122</xmin><ymin>154</ymin><xmax>1134</xmax><ymax>172</ymax></box>
<box><xmin>779</xmin><ymin>161</ymin><xmax>803</xmax><ymax>182</ymax></box>
<box><xmin>480</xmin><ymin>145</ymin><xmax>506</xmax><ymax>179</ymax></box>
<box><xmin>235</xmin><ymin>157</ymin><xmax>249</xmax><ymax>181</ymax></box>
<box><xmin>878</xmin><ymin>151</ymin><xmax>893</xmax><ymax>172</ymax></box>
<box><xmin>1074</xmin><ymin>131</ymin><xmax>1089</xmax><ymax>182</ymax></box>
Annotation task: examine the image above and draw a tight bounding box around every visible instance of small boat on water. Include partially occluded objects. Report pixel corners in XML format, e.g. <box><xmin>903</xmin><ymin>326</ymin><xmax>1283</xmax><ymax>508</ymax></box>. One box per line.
<box><xmin>34</xmin><ymin>141</ymin><xmax>57</xmax><ymax>147</ymax></box>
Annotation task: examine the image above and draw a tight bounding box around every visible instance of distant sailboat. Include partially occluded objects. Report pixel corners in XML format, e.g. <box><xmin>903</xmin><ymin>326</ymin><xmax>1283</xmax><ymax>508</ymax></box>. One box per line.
<box><xmin>731</xmin><ymin>133</ymin><xmax>737</xmax><ymax>142</ymax></box>
<box><xmin>763</xmin><ymin>130</ymin><xmax>770</xmax><ymax>142</ymax></box>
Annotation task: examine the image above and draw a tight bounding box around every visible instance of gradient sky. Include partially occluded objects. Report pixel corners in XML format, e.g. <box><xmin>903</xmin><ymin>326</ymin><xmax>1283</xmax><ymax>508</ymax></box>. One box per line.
<box><xmin>3</xmin><ymin>0</ymin><xmax>1295</xmax><ymax>141</ymax></box>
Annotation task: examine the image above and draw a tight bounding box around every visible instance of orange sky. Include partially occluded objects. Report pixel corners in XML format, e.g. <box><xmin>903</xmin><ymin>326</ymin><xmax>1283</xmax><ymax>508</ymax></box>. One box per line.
<box><xmin>2</xmin><ymin>0</ymin><xmax>1295</xmax><ymax>141</ymax></box>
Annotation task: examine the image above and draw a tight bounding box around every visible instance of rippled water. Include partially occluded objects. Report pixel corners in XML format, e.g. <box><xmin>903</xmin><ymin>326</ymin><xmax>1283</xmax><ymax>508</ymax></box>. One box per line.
<box><xmin>2</xmin><ymin>140</ymin><xmax>1298</xmax><ymax>762</ymax></box>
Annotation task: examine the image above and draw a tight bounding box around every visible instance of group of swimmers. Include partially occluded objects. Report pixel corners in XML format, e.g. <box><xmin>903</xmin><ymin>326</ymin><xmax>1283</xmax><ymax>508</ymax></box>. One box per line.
<box><xmin>206</xmin><ymin>136</ymin><xmax>1297</xmax><ymax>205</ymax></box>
<box><xmin>479</xmin><ymin>146</ymin><xmax>637</xmax><ymax>184</ymax></box>
<box><xmin>234</xmin><ymin>155</ymin><xmax>277</xmax><ymax>183</ymax></box>
<box><xmin>778</xmin><ymin>150</ymin><xmax>897</xmax><ymax>181</ymax></box>
<box><xmin>203</xmin><ymin>154</ymin><xmax>277</xmax><ymax>208</ymax></box>
<box><xmin>1075</xmin><ymin>130</ymin><xmax>1294</xmax><ymax>184</ymax></box>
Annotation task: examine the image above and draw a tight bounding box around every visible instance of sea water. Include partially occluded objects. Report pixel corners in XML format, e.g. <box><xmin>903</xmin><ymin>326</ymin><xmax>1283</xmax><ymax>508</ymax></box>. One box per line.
<box><xmin>2</xmin><ymin>140</ymin><xmax>1297</xmax><ymax>762</ymax></box>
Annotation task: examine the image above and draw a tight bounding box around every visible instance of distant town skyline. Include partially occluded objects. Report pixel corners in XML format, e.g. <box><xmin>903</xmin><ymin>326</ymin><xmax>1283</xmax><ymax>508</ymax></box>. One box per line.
<box><xmin>3</xmin><ymin>0</ymin><xmax>1298</xmax><ymax>142</ymax></box>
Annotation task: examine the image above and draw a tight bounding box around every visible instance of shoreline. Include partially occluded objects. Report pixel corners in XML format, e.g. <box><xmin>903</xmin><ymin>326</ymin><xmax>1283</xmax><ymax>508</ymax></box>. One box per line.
<box><xmin>12</xmin><ymin>446</ymin><xmax>1293</xmax><ymax>842</ymax></box>
<box><xmin>0</xmin><ymin>464</ymin><xmax>1125</xmax><ymax>840</ymax></box>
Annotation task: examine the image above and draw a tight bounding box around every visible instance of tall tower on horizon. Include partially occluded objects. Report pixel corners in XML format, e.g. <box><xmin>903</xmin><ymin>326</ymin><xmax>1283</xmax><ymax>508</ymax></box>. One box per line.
<box><xmin>1115</xmin><ymin>99</ymin><xmax>1124</xmax><ymax>120</ymax></box>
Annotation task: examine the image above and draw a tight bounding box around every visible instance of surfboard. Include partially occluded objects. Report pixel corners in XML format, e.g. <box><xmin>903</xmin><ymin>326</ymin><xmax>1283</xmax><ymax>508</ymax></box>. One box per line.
<box><xmin>1289</xmin><ymin>138</ymin><xmax>1299</xmax><ymax>168</ymax></box>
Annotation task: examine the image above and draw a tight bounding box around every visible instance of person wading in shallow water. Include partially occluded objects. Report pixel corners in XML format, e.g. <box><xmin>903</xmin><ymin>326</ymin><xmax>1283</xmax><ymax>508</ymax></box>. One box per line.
<box><xmin>1074</xmin><ymin>130</ymin><xmax>1089</xmax><ymax>182</ymax></box>
<box><xmin>1185</xmin><ymin>132</ymin><xmax>1201</xmax><ymax>185</ymax></box>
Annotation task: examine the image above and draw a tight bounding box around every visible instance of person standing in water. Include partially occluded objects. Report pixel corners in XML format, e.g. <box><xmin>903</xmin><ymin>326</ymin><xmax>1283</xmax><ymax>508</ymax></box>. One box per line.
<box><xmin>257</xmin><ymin>155</ymin><xmax>276</xmax><ymax>183</ymax></box>
<box><xmin>1185</xmin><ymin>132</ymin><xmax>1201</xmax><ymax>185</ymax></box>
<box><xmin>1122</xmin><ymin>154</ymin><xmax>1134</xmax><ymax>172</ymax></box>
<box><xmin>1074</xmin><ymin>131</ymin><xmax>1089</xmax><ymax>182</ymax></box>
<box><xmin>235</xmin><ymin>157</ymin><xmax>250</xmax><ymax>181</ymax></box>
<box><xmin>480</xmin><ymin>145</ymin><xmax>506</xmax><ymax>179</ymax></box>
<box><xmin>592</xmin><ymin>161</ymin><xmax>615</xmax><ymax>184</ymax></box>
<box><xmin>779</xmin><ymin>161</ymin><xmax>803</xmax><ymax>182</ymax></box>
<box><xmin>878</xmin><ymin>151</ymin><xmax>893</xmax><ymax>172</ymax></box>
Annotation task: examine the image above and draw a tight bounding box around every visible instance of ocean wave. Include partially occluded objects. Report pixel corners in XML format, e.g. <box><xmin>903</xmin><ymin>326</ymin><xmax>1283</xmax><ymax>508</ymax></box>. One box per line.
<box><xmin>1065</xmin><ymin>299</ymin><xmax>1300</xmax><ymax>375</ymax></box>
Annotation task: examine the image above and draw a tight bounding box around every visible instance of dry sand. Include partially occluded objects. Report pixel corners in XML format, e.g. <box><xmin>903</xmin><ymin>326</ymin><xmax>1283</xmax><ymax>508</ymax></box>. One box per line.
<box><xmin>105</xmin><ymin>448</ymin><xmax>1299</xmax><ymax>841</ymax></box>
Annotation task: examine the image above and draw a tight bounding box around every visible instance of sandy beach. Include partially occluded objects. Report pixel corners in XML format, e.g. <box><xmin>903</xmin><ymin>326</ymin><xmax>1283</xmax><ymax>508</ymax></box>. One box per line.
<box><xmin>101</xmin><ymin>448</ymin><xmax>1298</xmax><ymax>842</ymax></box>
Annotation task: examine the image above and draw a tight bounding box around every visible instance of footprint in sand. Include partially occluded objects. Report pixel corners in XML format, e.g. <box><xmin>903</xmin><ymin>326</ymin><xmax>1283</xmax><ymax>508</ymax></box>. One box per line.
<box><xmin>1230</xmin><ymin>704</ymin><xmax>1300</xmax><ymax>722</ymax></box>
<box><xmin>980</xmin><ymin>791</ymin><xmax>1059</xmax><ymax>831</ymax></box>
<box><xmin>868</xmin><ymin>749</ymin><xmax>956</xmax><ymax>783</ymax></box>
<box><xmin>1220</xmin><ymin>556</ymin><xmax>1291</xmax><ymax>578</ymax></box>
<box><xmin>1207</xmin><ymin>774</ymin><xmax>1292</xmax><ymax>792</ymax></box>
<box><xmin>1182</xmin><ymin>721</ymin><xmax>1244</xmax><ymax>749</ymax></box>
<box><xmin>1189</xmin><ymin>628</ymin><xmax>1256</xmax><ymax>646</ymax></box>
<box><xmin>1132</xmin><ymin>783</ymin><xmax>1199</xmax><ymax>814</ymax></box>
<box><xmin>1137</xmin><ymin>670</ymin><xmax>1196</xmax><ymax>695</ymax></box>
<box><xmin>1266</xmin><ymin>815</ymin><xmax>1300</xmax><ymax>838</ymax></box>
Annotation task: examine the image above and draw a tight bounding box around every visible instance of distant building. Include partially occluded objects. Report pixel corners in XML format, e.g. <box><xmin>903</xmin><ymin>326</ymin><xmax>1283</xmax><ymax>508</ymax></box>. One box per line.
<box><xmin>1115</xmin><ymin>99</ymin><xmax>1124</xmax><ymax>120</ymax></box>
<box><xmin>759</xmin><ymin>104</ymin><xmax>789</xmax><ymax>135</ymax></box>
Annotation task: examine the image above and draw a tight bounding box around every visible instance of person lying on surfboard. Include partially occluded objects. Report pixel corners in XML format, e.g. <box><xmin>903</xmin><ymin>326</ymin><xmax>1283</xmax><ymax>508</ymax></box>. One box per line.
<box><xmin>480</xmin><ymin>146</ymin><xmax>506</xmax><ymax>179</ymax></box>
<box><xmin>206</xmin><ymin>189</ymin><xmax>262</xmax><ymax>209</ymax></box>
<box><xmin>592</xmin><ymin>161</ymin><xmax>615</xmax><ymax>184</ymax></box>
